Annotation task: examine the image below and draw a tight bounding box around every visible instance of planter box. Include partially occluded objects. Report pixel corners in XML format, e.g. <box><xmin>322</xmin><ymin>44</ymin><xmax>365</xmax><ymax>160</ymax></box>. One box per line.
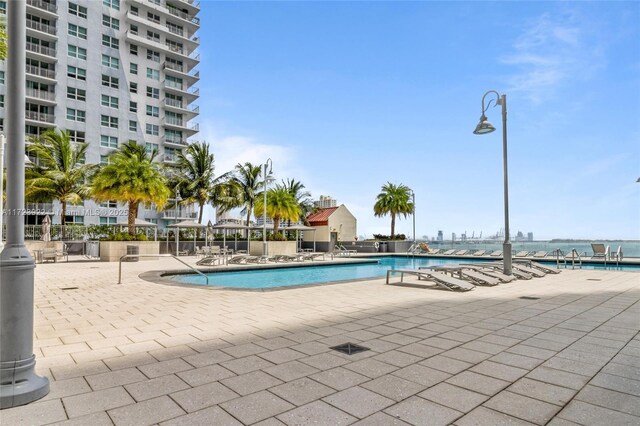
<box><xmin>99</xmin><ymin>241</ymin><xmax>160</xmax><ymax>262</ymax></box>
<box><xmin>249</xmin><ymin>241</ymin><xmax>297</xmax><ymax>257</ymax></box>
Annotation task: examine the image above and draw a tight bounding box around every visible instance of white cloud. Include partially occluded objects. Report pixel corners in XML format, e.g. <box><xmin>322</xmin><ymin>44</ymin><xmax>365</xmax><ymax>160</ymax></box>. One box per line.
<box><xmin>501</xmin><ymin>12</ymin><xmax>604</xmax><ymax>103</ymax></box>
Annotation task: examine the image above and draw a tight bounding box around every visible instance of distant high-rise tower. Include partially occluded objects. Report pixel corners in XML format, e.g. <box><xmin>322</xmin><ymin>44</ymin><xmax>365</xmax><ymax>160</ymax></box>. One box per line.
<box><xmin>0</xmin><ymin>0</ymin><xmax>201</xmax><ymax>227</ymax></box>
<box><xmin>527</xmin><ymin>232</ymin><xmax>534</xmax><ymax>242</ymax></box>
<box><xmin>437</xmin><ymin>230</ymin><xmax>443</xmax><ymax>241</ymax></box>
<box><xmin>314</xmin><ymin>195</ymin><xmax>337</xmax><ymax>209</ymax></box>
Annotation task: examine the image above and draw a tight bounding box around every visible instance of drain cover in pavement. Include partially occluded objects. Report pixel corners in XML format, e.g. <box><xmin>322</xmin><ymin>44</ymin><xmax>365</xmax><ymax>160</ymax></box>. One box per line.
<box><xmin>330</xmin><ymin>342</ymin><xmax>370</xmax><ymax>355</ymax></box>
<box><xmin>519</xmin><ymin>296</ymin><xmax>540</xmax><ymax>300</ymax></box>
<box><xmin>59</xmin><ymin>287</ymin><xmax>79</xmax><ymax>291</ymax></box>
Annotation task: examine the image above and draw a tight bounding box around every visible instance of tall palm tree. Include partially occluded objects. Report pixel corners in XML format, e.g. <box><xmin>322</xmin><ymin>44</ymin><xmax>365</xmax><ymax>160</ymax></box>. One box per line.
<box><xmin>278</xmin><ymin>178</ymin><xmax>313</xmax><ymax>226</ymax></box>
<box><xmin>0</xmin><ymin>17</ymin><xmax>7</xmax><ymax>60</ymax></box>
<box><xmin>228</xmin><ymin>162</ymin><xmax>265</xmax><ymax>228</ymax></box>
<box><xmin>173</xmin><ymin>141</ymin><xmax>214</xmax><ymax>223</ymax></box>
<box><xmin>373</xmin><ymin>182</ymin><xmax>414</xmax><ymax>239</ymax></box>
<box><xmin>90</xmin><ymin>141</ymin><xmax>170</xmax><ymax>235</ymax></box>
<box><xmin>254</xmin><ymin>187</ymin><xmax>300</xmax><ymax>237</ymax></box>
<box><xmin>25</xmin><ymin>129</ymin><xmax>90</xmax><ymax>227</ymax></box>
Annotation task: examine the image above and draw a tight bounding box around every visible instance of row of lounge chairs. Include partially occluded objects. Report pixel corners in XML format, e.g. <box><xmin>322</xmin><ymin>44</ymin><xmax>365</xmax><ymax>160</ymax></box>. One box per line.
<box><xmin>419</xmin><ymin>244</ymin><xmax>623</xmax><ymax>262</ymax></box>
<box><xmin>386</xmin><ymin>260</ymin><xmax>560</xmax><ymax>292</ymax></box>
<box><xmin>196</xmin><ymin>252</ymin><xmax>326</xmax><ymax>266</ymax></box>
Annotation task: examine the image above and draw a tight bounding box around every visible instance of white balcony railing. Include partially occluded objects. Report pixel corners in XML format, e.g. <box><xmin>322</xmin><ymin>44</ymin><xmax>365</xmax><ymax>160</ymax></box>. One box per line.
<box><xmin>26</xmin><ymin>64</ymin><xmax>56</xmax><ymax>79</ymax></box>
<box><xmin>25</xmin><ymin>111</ymin><xmax>55</xmax><ymax>123</ymax></box>
<box><xmin>26</xmin><ymin>0</ymin><xmax>57</xmax><ymax>14</ymax></box>
<box><xmin>26</xmin><ymin>20</ymin><xmax>57</xmax><ymax>36</ymax></box>
<box><xmin>26</xmin><ymin>87</ymin><xmax>56</xmax><ymax>101</ymax></box>
<box><xmin>26</xmin><ymin>41</ymin><xmax>56</xmax><ymax>57</ymax></box>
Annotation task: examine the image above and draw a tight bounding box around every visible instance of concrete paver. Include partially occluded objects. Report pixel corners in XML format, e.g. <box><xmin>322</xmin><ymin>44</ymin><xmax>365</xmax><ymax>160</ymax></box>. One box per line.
<box><xmin>0</xmin><ymin>259</ymin><xmax>638</xmax><ymax>425</ymax></box>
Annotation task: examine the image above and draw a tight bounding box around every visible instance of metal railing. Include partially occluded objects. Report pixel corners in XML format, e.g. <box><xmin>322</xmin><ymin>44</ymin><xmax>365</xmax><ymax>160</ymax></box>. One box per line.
<box><xmin>25</xmin><ymin>110</ymin><xmax>55</xmax><ymax>123</ymax></box>
<box><xmin>26</xmin><ymin>20</ymin><xmax>57</xmax><ymax>35</ymax></box>
<box><xmin>26</xmin><ymin>64</ymin><xmax>56</xmax><ymax>79</ymax></box>
<box><xmin>166</xmin><ymin>6</ymin><xmax>200</xmax><ymax>25</ymax></box>
<box><xmin>26</xmin><ymin>0</ymin><xmax>57</xmax><ymax>13</ymax></box>
<box><xmin>118</xmin><ymin>254</ymin><xmax>209</xmax><ymax>285</ymax></box>
<box><xmin>26</xmin><ymin>87</ymin><xmax>56</xmax><ymax>101</ymax></box>
<box><xmin>26</xmin><ymin>41</ymin><xmax>56</xmax><ymax>57</ymax></box>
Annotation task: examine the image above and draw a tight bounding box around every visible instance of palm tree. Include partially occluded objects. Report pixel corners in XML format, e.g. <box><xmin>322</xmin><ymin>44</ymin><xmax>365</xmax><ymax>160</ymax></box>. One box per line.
<box><xmin>254</xmin><ymin>187</ymin><xmax>300</xmax><ymax>237</ymax></box>
<box><xmin>90</xmin><ymin>141</ymin><xmax>170</xmax><ymax>235</ymax></box>
<box><xmin>25</xmin><ymin>129</ymin><xmax>90</xmax><ymax>227</ymax></box>
<box><xmin>0</xmin><ymin>17</ymin><xmax>7</xmax><ymax>60</ymax></box>
<box><xmin>278</xmin><ymin>178</ymin><xmax>313</xmax><ymax>226</ymax></box>
<box><xmin>373</xmin><ymin>182</ymin><xmax>414</xmax><ymax>239</ymax></box>
<box><xmin>173</xmin><ymin>141</ymin><xmax>214</xmax><ymax>223</ymax></box>
<box><xmin>228</xmin><ymin>162</ymin><xmax>264</xmax><ymax>227</ymax></box>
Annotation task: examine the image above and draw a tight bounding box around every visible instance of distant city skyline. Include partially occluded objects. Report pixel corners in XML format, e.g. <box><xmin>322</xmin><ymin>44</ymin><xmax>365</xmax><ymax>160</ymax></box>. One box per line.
<box><xmin>196</xmin><ymin>1</ymin><xmax>639</xmax><ymax>240</ymax></box>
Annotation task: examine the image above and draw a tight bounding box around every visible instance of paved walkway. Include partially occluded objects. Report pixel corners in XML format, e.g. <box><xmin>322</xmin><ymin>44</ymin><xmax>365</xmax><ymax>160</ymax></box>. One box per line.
<box><xmin>1</xmin><ymin>259</ymin><xmax>639</xmax><ymax>425</ymax></box>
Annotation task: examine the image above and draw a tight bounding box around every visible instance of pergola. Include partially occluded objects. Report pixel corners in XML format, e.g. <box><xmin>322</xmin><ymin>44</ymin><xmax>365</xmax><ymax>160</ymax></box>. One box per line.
<box><xmin>120</xmin><ymin>218</ymin><xmax>158</xmax><ymax>241</ymax></box>
<box><xmin>211</xmin><ymin>222</ymin><xmax>250</xmax><ymax>252</ymax></box>
<box><xmin>167</xmin><ymin>220</ymin><xmax>207</xmax><ymax>256</ymax></box>
<box><xmin>283</xmin><ymin>224</ymin><xmax>317</xmax><ymax>252</ymax></box>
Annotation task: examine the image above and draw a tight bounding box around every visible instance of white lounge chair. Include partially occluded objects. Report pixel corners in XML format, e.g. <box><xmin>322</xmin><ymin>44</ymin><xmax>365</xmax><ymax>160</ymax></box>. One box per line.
<box><xmin>442</xmin><ymin>249</ymin><xmax>456</xmax><ymax>255</ymax></box>
<box><xmin>424</xmin><ymin>265</ymin><xmax>499</xmax><ymax>287</ymax></box>
<box><xmin>532</xmin><ymin>251</ymin><xmax>548</xmax><ymax>258</ymax></box>
<box><xmin>514</xmin><ymin>251</ymin><xmax>530</xmax><ymax>257</ymax></box>
<box><xmin>386</xmin><ymin>269</ymin><xmax>474</xmax><ymax>292</ymax></box>
<box><xmin>489</xmin><ymin>250</ymin><xmax>502</xmax><ymax>257</ymax></box>
<box><xmin>454</xmin><ymin>249</ymin><xmax>469</xmax><ymax>256</ymax></box>
<box><xmin>460</xmin><ymin>264</ymin><xmax>517</xmax><ymax>283</ymax></box>
<box><xmin>591</xmin><ymin>244</ymin><xmax>609</xmax><ymax>260</ymax></box>
<box><xmin>472</xmin><ymin>250</ymin><xmax>487</xmax><ymax>256</ymax></box>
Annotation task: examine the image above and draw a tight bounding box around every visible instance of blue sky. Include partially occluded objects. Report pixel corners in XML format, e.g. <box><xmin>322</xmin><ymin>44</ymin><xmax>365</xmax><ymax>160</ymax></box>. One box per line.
<box><xmin>196</xmin><ymin>1</ymin><xmax>640</xmax><ymax>240</ymax></box>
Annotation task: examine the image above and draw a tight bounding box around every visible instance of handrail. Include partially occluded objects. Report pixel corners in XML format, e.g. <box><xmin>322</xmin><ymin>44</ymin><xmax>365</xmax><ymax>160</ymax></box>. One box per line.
<box><xmin>118</xmin><ymin>254</ymin><xmax>209</xmax><ymax>285</ymax></box>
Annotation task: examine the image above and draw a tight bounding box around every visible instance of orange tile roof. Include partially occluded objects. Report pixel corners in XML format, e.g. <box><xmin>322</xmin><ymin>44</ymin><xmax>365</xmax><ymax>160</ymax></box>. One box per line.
<box><xmin>307</xmin><ymin>207</ymin><xmax>338</xmax><ymax>224</ymax></box>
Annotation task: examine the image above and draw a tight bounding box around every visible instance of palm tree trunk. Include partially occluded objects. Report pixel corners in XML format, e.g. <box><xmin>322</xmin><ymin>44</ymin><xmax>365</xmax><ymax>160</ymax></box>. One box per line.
<box><xmin>246</xmin><ymin>206</ymin><xmax>252</xmax><ymax>238</ymax></box>
<box><xmin>273</xmin><ymin>218</ymin><xmax>280</xmax><ymax>237</ymax></box>
<box><xmin>128</xmin><ymin>200</ymin><xmax>138</xmax><ymax>236</ymax></box>
<box><xmin>61</xmin><ymin>200</ymin><xmax>67</xmax><ymax>239</ymax></box>
<box><xmin>391</xmin><ymin>213</ymin><xmax>396</xmax><ymax>239</ymax></box>
<box><xmin>198</xmin><ymin>202</ymin><xmax>204</xmax><ymax>224</ymax></box>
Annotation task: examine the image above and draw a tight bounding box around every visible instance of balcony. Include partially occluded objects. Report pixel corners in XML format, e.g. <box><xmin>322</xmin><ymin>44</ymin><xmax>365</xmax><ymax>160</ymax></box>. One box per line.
<box><xmin>163</xmin><ymin>62</ymin><xmax>199</xmax><ymax>84</ymax></box>
<box><xmin>163</xmin><ymin>117</ymin><xmax>199</xmax><ymax>136</ymax></box>
<box><xmin>163</xmin><ymin>154</ymin><xmax>178</xmax><ymax>163</ymax></box>
<box><xmin>26</xmin><ymin>64</ymin><xmax>56</xmax><ymax>81</ymax></box>
<box><xmin>162</xmin><ymin>209</ymin><xmax>197</xmax><ymax>220</ymax></box>
<box><xmin>166</xmin><ymin>5</ymin><xmax>200</xmax><ymax>26</ymax></box>
<box><xmin>163</xmin><ymin>98</ymin><xmax>199</xmax><ymax>117</ymax></box>
<box><xmin>26</xmin><ymin>87</ymin><xmax>56</xmax><ymax>104</ymax></box>
<box><xmin>163</xmin><ymin>137</ymin><xmax>189</xmax><ymax>147</ymax></box>
<box><xmin>26</xmin><ymin>20</ymin><xmax>57</xmax><ymax>39</ymax></box>
<box><xmin>26</xmin><ymin>0</ymin><xmax>58</xmax><ymax>16</ymax></box>
<box><xmin>163</xmin><ymin>80</ymin><xmax>199</xmax><ymax>102</ymax></box>
<box><xmin>25</xmin><ymin>111</ymin><xmax>55</xmax><ymax>125</ymax></box>
<box><xmin>26</xmin><ymin>41</ymin><xmax>57</xmax><ymax>60</ymax></box>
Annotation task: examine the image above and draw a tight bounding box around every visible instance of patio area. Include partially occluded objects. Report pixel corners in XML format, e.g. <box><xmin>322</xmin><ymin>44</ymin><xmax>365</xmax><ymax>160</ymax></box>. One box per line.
<box><xmin>1</xmin><ymin>259</ymin><xmax>639</xmax><ymax>425</ymax></box>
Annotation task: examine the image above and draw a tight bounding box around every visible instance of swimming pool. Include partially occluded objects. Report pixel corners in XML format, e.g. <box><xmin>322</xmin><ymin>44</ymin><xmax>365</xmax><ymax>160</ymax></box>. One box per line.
<box><xmin>167</xmin><ymin>256</ymin><xmax>637</xmax><ymax>289</ymax></box>
<box><xmin>170</xmin><ymin>257</ymin><xmax>476</xmax><ymax>289</ymax></box>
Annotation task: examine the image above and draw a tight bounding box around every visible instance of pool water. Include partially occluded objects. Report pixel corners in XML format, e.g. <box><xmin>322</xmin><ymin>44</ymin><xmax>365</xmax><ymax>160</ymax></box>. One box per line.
<box><xmin>170</xmin><ymin>256</ymin><xmax>638</xmax><ymax>289</ymax></box>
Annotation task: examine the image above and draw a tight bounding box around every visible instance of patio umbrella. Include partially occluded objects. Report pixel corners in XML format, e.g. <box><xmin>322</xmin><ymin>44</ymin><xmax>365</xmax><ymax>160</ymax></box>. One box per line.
<box><xmin>207</xmin><ymin>220</ymin><xmax>214</xmax><ymax>247</ymax></box>
<box><xmin>284</xmin><ymin>224</ymin><xmax>317</xmax><ymax>252</ymax></box>
<box><xmin>41</xmin><ymin>215</ymin><xmax>51</xmax><ymax>242</ymax></box>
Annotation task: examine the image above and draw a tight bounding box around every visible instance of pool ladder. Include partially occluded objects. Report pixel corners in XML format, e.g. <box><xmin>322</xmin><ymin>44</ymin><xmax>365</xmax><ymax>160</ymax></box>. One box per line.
<box><xmin>118</xmin><ymin>254</ymin><xmax>210</xmax><ymax>285</ymax></box>
<box><xmin>554</xmin><ymin>248</ymin><xmax>582</xmax><ymax>269</ymax></box>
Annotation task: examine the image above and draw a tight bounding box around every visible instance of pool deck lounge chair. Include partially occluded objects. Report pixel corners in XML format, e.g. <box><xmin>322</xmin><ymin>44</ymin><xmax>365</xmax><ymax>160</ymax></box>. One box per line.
<box><xmin>460</xmin><ymin>264</ymin><xmax>517</xmax><ymax>283</ymax></box>
<box><xmin>423</xmin><ymin>265</ymin><xmax>500</xmax><ymax>287</ymax></box>
<box><xmin>196</xmin><ymin>256</ymin><xmax>222</xmax><ymax>266</ymax></box>
<box><xmin>591</xmin><ymin>243</ymin><xmax>609</xmax><ymax>260</ymax></box>
<box><xmin>511</xmin><ymin>263</ymin><xmax>545</xmax><ymax>277</ymax></box>
<box><xmin>514</xmin><ymin>251</ymin><xmax>530</xmax><ymax>257</ymax></box>
<box><xmin>489</xmin><ymin>250</ymin><xmax>502</xmax><ymax>257</ymax></box>
<box><xmin>532</xmin><ymin>251</ymin><xmax>548</xmax><ymax>258</ymax></box>
<box><xmin>472</xmin><ymin>250</ymin><xmax>487</xmax><ymax>256</ymax></box>
<box><xmin>454</xmin><ymin>250</ymin><xmax>469</xmax><ymax>256</ymax></box>
<box><xmin>386</xmin><ymin>269</ymin><xmax>474</xmax><ymax>292</ymax></box>
<box><xmin>484</xmin><ymin>263</ymin><xmax>533</xmax><ymax>280</ymax></box>
<box><xmin>514</xmin><ymin>259</ymin><xmax>560</xmax><ymax>274</ymax></box>
<box><xmin>441</xmin><ymin>249</ymin><xmax>456</xmax><ymax>255</ymax></box>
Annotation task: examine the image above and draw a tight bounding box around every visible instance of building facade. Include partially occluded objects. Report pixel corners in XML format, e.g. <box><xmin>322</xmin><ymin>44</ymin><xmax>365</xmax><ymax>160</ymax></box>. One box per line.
<box><xmin>0</xmin><ymin>0</ymin><xmax>200</xmax><ymax>228</ymax></box>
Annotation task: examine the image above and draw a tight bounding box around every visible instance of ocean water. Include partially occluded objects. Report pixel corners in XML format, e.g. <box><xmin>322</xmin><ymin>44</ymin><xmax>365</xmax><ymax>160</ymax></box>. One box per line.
<box><xmin>429</xmin><ymin>241</ymin><xmax>640</xmax><ymax>258</ymax></box>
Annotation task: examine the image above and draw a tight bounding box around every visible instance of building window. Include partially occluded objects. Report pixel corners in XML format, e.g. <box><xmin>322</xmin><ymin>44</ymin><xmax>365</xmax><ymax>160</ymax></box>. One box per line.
<box><xmin>129</xmin><ymin>63</ymin><xmax>138</xmax><ymax>75</ymax></box>
<box><xmin>130</xmin><ymin>6</ymin><xmax>138</xmax><ymax>16</ymax></box>
<box><xmin>129</xmin><ymin>101</ymin><xmax>137</xmax><ymax>112</ymax></box>
<box><xmin>145</xmin><ymin>124</ymin><xmax>159</xmax><ymax>136</ymax></box>
<box><xmin>101</xmin><ymin>75</ymin><xmax>119</xmax><ymax>89</ymax></box>
<box><xmin>100</xmin><ymin>135</ymin><xmax>118</xmax><ymax>148</ymax></box>
<box><xmin>102</xmin><ymin>14</ymin><xmax>119</xmax><ymax>30</ymax></box>
<box><xmin>68</xmin><ymin>23</ymin><xmax>87</xmax><ymax>39</ymax></box>
<box><xmin>101</xmin><ymin>95</ymin><xmax>118</xmax><ymax>108</ymax></box>
<box><xmin>67</xmin><ymin>87</ymin><xmax>86</xmax><ymax>101</ymax></box>
<box><xmin>129</xmin><ymin>120</ymin><xmax>137</xmax><ymax>132</ymax></box>
<box><xmin>146</xmin><ymin>49</ymin><xmax>160</xmax><ymax>62</ymax></box>
<box><xmin>67</xmin><ymin>108</ymin><xmax>86</xmax><ymax>123</ymax></box>
<box><xmin>68</xmin><ymin>130</ymin><xmax>86</xmax><ymax>143</ymax></box>
<box><xmin>0</xmin><ymin>71</ymin><xmax>4</xmax><ymax>84</ymax></box>
<box><xmin>147</xmin><ymin>12</ymin><xmax>160</xmax><ymax>24</ymax></box>
<box><xmin>67</xmin><ymin>65</ymin><xmax>87</xmax><ymax>81</ymax></box>
<box><xmin>100</xmin><ymin>115</ymin><xmax>118</xmax><ymax>128</ymax></box>
<box><xmin>146</xmin><ymin>68</ymin><xmax>160</xmax><ymax>80</ymax></box>
<box><xmin>68</xmin><ymin>44</ymin><xmax>87</xmax><ymax>60</ymax></box>
<box><xmin>100</xmin><ymin>217</ymin><xmax>117</xmax><ymax>225</ymax></box>
<box><xmin>68</xmin><ymin>3</ymin><xmax>87</xmax><ymax>18</ymax></box>
<box><xmin>130</xmin><ymin>82</ymin><xmax>138</xmax><ymax>94</ymax></box>
<box><xmin>145</xmin><ymin>143</ymin><xmax>159</xmax><ymax>155</ymax></box>
<box><xmin>146</xmin><ymin>87</ymin><xmax>159</xmax><ymax>99</ymax></box>
<box><xmin>100</xmin><ymin>155</ymin><xmax>109</xmax><ymax>165</ymax></box>
<box><xmin>146</xmin><ymin>30</ymin><xmax>160</xmax><ymax>43</ymax></box>
<box><xmin>0</xmin><ymin>95</ymin><xmax>4</xmax><ymax>108</ymax></box>
<box><xmin>103</xmin><ymin>0</ymin><xmax>120</xmax><ymax>11</ymax></box>
<box><xmin>130</xmin><ymin>44</ymin><xmax>138</xmax><ymax>56</ymax></box>
<box><xmin>100</xmin><ymin>200</ymin><xmax>118</xmax><ymax>208</ymax></box>
<box><xmin>101</xmin><ymin>54</ymin><xmax>119</xmax><ymax>69</ymax></box>
<box><xmin>101</xmin><ymin>34</ymin><xmax>119</xmax><ymax>49</ymax></box>
<box><xmin>146</xmin><ymin>105</ymin><xmax>159</xmax><ymax>117</ymax></box>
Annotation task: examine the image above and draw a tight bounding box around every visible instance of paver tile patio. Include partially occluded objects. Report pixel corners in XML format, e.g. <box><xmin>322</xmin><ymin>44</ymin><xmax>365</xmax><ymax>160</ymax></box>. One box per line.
<box><xmin>1</xmin><ymin>260</ymin><xmax>638</xmax><ymax>425</ymax></box>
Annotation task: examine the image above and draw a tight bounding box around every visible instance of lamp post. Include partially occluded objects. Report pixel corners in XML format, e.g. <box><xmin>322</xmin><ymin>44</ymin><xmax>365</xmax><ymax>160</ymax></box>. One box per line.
<box><xmin>174</xmin><ymin>188</ymin><xmax>181</xmax><ymax>256</ymax></box>
<box><xmin>1</xmin><ymin>0</ymin><xmax>50</xmax><ymax>407</ymax></box>
<box><xmin>262</xmin><ymin>158</ymin><xmax>272</xmax><ymax>257</ymax></box>
<box><xmin>473</xmin><ymin>90</ymin><xmax>512</xmax><ymax>275</ymax></box>
<box><xmin>411</xmin><ymin>190</ymin><xmax>416</xmax><ymax>249</ymax></box>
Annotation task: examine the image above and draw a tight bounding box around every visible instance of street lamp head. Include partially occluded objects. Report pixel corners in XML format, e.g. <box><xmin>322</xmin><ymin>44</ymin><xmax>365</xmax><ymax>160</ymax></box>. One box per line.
<box><xmin>473</xmin><ymin>114</ymin><xmax>496</xmax><ymax>135</ymax></box>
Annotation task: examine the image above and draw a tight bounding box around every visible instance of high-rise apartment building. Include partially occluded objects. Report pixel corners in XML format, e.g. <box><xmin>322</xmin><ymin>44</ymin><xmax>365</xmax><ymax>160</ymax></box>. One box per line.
<box><xmin>314</xmin><ymin>195</ymin><xmax>336</xmax><ymax>209</ymax></box>
<box><xmin>0</xmin><ymin>0</ymin><xmax>200</xmax><ymax>228</ymax></box>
